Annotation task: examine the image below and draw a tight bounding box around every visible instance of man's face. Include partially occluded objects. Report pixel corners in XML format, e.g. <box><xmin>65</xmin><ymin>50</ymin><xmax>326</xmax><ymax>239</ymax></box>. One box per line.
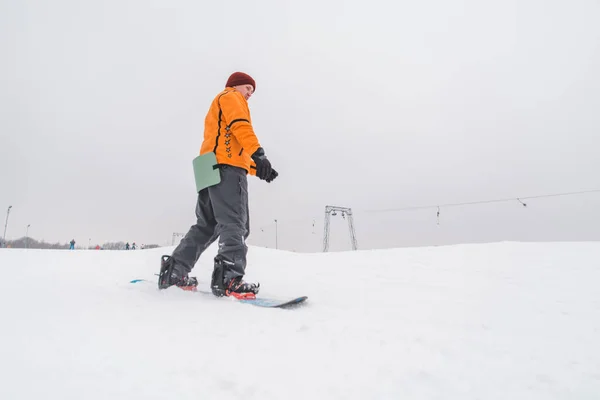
<box><xmin>235</xmin><ymin>84</ymin><xmax>254</xmax><ymax>100</ymax></box>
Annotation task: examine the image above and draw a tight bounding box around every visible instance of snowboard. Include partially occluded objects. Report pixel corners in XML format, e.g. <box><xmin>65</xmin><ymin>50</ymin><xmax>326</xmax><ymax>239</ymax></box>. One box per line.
<box><xmin>130</xmin><ymin>279</ymin><xmax>308</xmax><ymax>309</ymax></box>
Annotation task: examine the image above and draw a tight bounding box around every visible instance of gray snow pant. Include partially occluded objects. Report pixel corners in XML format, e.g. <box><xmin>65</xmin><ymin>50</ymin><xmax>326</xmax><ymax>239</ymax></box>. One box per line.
<box><xmin>171</xmin><ymin>165</ymin><xmax>249</xmax><ymax>284</ymax></box>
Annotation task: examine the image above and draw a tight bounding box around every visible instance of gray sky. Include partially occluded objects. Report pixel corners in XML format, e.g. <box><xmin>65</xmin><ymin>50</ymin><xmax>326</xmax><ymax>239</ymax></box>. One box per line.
<box><xmin>1</xmin><ymin>0</ymin><xmax>599</xmax><ymax>252</ymax></box>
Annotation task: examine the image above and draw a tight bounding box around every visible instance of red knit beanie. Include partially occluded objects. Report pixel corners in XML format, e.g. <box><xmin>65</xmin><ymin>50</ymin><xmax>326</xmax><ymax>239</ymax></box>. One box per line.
<box><xmin>226</xmin><ymin>72</ymin><xmax>256</xmax><ymax>91</ymax></box>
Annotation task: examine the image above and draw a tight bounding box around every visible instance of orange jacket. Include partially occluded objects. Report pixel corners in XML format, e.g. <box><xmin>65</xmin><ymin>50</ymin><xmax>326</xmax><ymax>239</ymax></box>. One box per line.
<box><xmin>199</xmin><ymin>88</ymin><xmax>260</xmax><ymax>174</ymax></box>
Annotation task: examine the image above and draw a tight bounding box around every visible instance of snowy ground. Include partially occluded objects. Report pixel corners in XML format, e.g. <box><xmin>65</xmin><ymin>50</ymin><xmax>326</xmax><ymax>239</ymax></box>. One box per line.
<box><xmin>0</xmin><ymin>241</ymin><xmax>599</xmax><ymax>399</ymax></box>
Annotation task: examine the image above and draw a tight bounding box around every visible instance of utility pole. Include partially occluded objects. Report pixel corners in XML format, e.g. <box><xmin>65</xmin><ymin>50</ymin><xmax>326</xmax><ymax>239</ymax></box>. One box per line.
<box><xmin>2</xmin><ymin>205</ymin><xmax>12</xmax><ymax>248</ymax></box>
<box><xmin>274</xmin><ymin>219</ymin><xmax>278</xmax><ymax>249</ymax></box>
<box><xmin>322</xmin><ymin>205</ymin><xmax>358</xmax><ymax>252</ymax></box>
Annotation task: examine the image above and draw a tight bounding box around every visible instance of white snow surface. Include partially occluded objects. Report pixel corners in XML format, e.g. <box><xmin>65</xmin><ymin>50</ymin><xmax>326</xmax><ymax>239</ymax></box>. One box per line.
<box><xmin>1</xmin><ymin>242</ymin><xmax>599</xmax><ymax>399</ymax></box>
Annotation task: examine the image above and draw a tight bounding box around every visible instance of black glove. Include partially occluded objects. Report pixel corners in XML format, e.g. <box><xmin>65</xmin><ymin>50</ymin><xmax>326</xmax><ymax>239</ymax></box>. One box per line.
<box><xmin>251</xmin><ymin>147</ymin><xmax>273</xmax><ymax>181</ymax></box>
<box><xmin>266</xmin><ymin>168</ymin><xmax>278</xmax><ymax>183</ymax></box>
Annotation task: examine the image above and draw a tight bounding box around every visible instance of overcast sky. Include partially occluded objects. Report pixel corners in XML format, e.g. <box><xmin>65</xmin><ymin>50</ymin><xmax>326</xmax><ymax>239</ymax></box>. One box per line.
<box><xmin>1</xmin><ymin>0</ymin><xmax>599</xmax><ymax>252</ymax></box>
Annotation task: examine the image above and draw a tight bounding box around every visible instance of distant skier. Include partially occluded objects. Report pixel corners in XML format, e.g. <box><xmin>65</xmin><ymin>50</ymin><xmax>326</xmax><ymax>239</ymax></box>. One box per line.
<box><xmin>159</xmin><ymin>71</ymin><xmax>278</xmax><ymax>298</ymax></box>
<box><xmin>125</xmin><ymin>242</ymin><xmax>130</xmax><ymax>250</ymax></box>
<box><xmin>69</xmin><ymin>239</ymin><xmax>75</xmax><ymax>250</ymax></box>
<box><xmin>132</xmin><ymin>242</ymin><xmax>136</xmax><ymax>250</ymax></box>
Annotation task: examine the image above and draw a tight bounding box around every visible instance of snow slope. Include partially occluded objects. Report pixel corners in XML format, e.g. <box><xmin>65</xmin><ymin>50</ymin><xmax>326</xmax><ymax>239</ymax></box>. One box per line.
<box><xmin>0</xmin><ymin>242</ymin><xmax>599</xmax><ymax>399</ymax></box>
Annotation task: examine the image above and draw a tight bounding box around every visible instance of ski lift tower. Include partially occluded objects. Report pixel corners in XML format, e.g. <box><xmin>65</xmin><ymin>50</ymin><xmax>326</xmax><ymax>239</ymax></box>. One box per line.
<box><xmin>323</xmin><ymin>205</ymin><xmax>358</xmax><ymax>252</ymax></box>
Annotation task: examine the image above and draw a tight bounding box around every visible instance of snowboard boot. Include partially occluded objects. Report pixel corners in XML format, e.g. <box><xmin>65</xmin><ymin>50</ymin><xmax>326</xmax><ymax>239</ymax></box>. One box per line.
<box><xmin>211</xmin><ymin>256</ymin><xmax>260</xmax><ymax>299</ymax></box>
<box><xmin>158</xmin><ymin>255</ymin><xmax>198</xmax><ymax>291</ymax></box>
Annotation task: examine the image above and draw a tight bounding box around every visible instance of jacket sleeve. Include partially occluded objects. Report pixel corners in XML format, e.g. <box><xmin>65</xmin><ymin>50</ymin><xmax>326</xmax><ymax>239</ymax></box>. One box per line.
<box><xmin>243</xmin><ymin>151</ymin><xmax>257</xmax><ymax>176</ymax></box>
<box><xmin>220</xmin><ymin>92</ymin><xmax>261</xmax><ymax>157</ymax></box>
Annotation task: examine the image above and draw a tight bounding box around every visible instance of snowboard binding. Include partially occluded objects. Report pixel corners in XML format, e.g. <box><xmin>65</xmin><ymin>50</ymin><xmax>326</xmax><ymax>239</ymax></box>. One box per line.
<box><xmin>211</xmin><ymin>256</ymin><xmax>259</xmax><ymax>299</ymax></box>
<box><xmin>159</xmin><ymin>255</ymin><xmax>198</xmax><ymax>291</ymax></box>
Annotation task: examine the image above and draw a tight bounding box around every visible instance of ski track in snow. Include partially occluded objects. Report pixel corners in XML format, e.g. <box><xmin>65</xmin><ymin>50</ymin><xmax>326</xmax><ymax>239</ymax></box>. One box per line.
<box><xmin>1</xmin><ymin>241</ymin><xmax>599</xmax><ymax>399</ymax></box>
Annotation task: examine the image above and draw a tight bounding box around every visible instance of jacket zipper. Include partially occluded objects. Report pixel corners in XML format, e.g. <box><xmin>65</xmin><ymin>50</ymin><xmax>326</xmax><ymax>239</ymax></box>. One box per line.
<box><xmin>213</xmin><ymin>91</ymin><xmax>230</xmax><ymax>153</ymax></box>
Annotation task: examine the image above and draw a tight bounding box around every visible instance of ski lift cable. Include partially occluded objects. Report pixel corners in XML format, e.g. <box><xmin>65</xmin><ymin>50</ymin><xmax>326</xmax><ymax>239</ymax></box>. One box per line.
<box><xmin>254</xmin><ymin>189</ymin><xmax>600</xmax><ymax>232</ymax></box>
<box><xmin>256</xmin><ymin>215</ymin><xmax>321</xmax><ymax>232</ymax></box>
<box><xmin>361</xmin><ymin>189</ymin><xmax>600</xmax><ymax>214</ymax></box>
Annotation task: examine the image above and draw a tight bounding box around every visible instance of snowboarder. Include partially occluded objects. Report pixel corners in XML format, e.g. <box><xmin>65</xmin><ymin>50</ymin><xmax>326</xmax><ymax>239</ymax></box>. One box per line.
<box><xmin>159</xmin><ymin>71</ymin><xmax>278</xmax><ymax>298</ymax></box>
<box><xmin>125</xmin><ymin>242</ymin><xmax>130</xmax><ymax>250</ymax></box>
<box><xmin>69</xmin><ymin>239</ymin><xmax>75</xmax><ymax>250</ymax></box>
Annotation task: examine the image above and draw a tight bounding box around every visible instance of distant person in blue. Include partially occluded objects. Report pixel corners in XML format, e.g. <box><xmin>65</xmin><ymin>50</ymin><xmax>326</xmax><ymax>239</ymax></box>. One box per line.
<box><xmin>69</xmin><ymin>239</ymin><xmax>75</xmax><ymax>250</ymax></box>
<box><xmin>125</xmin><ymin>242</ymin><xmax>130</xmax><ymax>250</ymax></box>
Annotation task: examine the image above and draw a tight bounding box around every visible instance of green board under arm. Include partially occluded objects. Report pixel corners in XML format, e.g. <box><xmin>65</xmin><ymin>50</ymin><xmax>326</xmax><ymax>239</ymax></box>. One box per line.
<box><xmin>192</xmin><ymin>152</ymin><xmax>221</xmax><ymax>193</ymax></box>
